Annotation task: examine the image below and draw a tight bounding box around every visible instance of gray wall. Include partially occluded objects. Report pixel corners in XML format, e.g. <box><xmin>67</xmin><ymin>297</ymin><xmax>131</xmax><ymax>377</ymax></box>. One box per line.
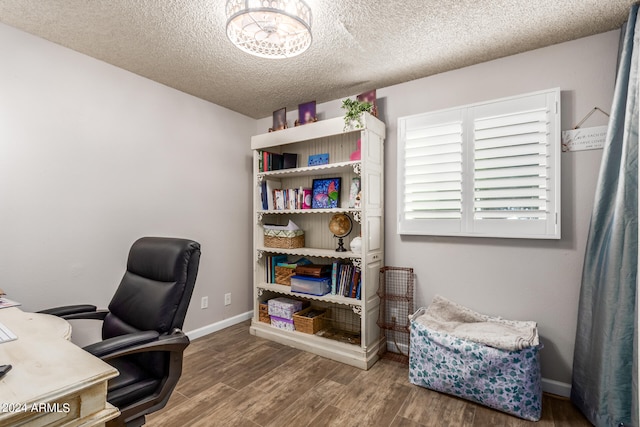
<box><xmin>0</xmin><ymin>22</ymin><xmax>255</xmax><ymax>333</ymax></box>
<box><xmin>258</xmin><ymin>30</ymin><xmax>618</xmax><ymax>388</ymax></box>
<box><xmin>0</xmin><ymin>18</ymin><xmax>620</xmax><ymax>390</ymax></box>
<box><xmin>382</xmin><ymin>31</ymin><xmax>617</xmax><ymax>387</ymax></box>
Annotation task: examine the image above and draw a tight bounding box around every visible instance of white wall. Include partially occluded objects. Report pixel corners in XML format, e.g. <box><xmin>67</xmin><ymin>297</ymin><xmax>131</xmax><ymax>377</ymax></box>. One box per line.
<box><xmin>0</xmin><ymin>23</ymin><xmax>255</xmax><ymax>333</ymax></box>
<box><xmin>259</xmin><ymin>30</ymin><xmax>619</xmax><ymax>388</ymax></box>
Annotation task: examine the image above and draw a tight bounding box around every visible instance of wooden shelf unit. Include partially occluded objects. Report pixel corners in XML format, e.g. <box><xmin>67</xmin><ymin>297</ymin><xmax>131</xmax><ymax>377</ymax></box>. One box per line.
<box><xmin>250</xmin><ymin>113</ymin><xmax>385</xmax><ymax>370</ymax></box>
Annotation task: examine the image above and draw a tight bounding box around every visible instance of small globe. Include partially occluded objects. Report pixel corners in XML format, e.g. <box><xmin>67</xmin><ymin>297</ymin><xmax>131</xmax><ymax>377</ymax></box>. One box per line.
<box><xmin>329</xmin><ymin>213</ymin><xmax>352</xmax><ymax>238</ymax></box>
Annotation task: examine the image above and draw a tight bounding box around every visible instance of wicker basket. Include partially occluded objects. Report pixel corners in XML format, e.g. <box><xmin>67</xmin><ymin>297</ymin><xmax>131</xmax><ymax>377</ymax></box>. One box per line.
<box><xmin>259</xmin><ymin>303</ymin><xmax>270</xmax><ymax>323</ymax></box>
<box><xmin>275</xmin><ymin>266</ymin><xmax>295</xmax><ymax>286</ymax></box>
<box><xmin>264</xmin><ymin>229</ymin><xmax>304</xmax><ymax>249</ymax></box>
<box><xmin>293</xmin><ymin>307</ymin><xmax>328</xmax><ymax>334</ymax></box>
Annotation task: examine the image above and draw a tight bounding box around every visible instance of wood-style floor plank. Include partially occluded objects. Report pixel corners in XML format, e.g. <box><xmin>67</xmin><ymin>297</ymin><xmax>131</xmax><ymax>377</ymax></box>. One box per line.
<box><xmin>147</xmin><ymin>320</ymin><xmax>592</xmax><ymax>427</ymax></box>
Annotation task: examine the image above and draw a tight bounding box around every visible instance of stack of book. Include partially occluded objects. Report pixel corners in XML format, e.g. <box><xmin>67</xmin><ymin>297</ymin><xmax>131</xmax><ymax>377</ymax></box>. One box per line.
<box><xmin>265</xmin><ymin>254</ymin><xmax>288</xmax><ymax>283</ymax></box>
<box><xmin>273</xmin><ymin>187</ymin><xmax>312</xmax><ymax>210</ymax></box>
<box><xmin>258</xmin><ymin>151</ymin><xmax>297</xmax><ymax>172</ymax></box>
<box><xmin>259</xmin><ymin>179</ymin><xmax>311</xmax><ymax>211</ymax></box>
<box><xmin>330</xmin><ymin>261</ymin><xmax>361</xmax><ymax>299</ymax></box>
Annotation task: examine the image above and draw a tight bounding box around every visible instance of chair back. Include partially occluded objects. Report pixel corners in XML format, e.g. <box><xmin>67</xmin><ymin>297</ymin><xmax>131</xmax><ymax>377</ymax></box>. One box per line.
<box><xmin>103</xmin><ymin>237</ymin><xmax>201</xmax><ymax>340</ymax></box>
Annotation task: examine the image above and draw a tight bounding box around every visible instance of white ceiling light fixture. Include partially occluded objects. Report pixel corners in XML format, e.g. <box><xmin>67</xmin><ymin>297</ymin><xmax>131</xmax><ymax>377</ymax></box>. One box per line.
<box><xmin>226</xmin><ymin>0</ymin><xmax>312</xmax><ymax>59</ymax></box>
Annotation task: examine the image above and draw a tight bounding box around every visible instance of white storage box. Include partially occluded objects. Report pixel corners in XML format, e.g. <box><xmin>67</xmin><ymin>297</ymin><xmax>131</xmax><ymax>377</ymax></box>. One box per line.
<box><xmin>267</xmin><ymin>297</ymin><xmax>304</xmax><ymax>320</ymax></box>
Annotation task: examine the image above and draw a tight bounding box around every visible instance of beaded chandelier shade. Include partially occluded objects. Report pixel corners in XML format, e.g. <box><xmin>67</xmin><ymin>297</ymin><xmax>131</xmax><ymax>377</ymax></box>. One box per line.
<box><xmin>226</xmin><ymin>0</ymin><xmax>312</xmax><ymax>59</ymax></box>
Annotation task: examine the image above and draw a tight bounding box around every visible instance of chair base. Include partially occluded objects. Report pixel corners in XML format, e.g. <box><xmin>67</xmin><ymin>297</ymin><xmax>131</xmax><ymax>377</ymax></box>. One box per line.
<box><xmin>107</xmin><ymin>415</ymin><xmax>146</xmax><ymax>427</ymax></box>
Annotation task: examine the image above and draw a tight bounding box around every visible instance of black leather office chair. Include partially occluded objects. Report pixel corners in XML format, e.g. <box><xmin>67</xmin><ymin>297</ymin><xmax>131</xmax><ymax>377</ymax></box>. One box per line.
<box><xmin>40</xmin><ymin>237</ymin><xmax>201</xmax><ymax>427</ymax></box>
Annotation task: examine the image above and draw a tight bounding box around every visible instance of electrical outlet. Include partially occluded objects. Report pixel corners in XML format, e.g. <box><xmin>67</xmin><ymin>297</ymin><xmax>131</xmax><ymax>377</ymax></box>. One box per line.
<box><xmin>224</xmin><ymin>293</ymin><xmax>231</xmax><ymax>306</ymax></box>
<box><xmin>201</xmin><ymin>296</ymin><xmax>208</xmax><ymax>309</ymax></box>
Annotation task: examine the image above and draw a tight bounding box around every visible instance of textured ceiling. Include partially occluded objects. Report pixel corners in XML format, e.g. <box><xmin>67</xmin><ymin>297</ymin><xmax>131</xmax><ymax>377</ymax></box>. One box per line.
<box><xmin>0</xmin><ymin>0</ymin><xmax>635</xmax><ymax>118</ymax></box>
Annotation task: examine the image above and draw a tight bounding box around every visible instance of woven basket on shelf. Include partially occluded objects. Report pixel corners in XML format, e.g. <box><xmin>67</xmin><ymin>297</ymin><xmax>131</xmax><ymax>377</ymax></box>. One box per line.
<box><xmin>293</xmin><ymin>307</ymin><xmax>328</xmax><ymax>334</ymax></box>
<box><xmin>259</xmin><ymin>302</ymin><xmax>270</xmax><ymax>323</ymax></box>
<box><xmin>275</xmin><ymin>266</ymin><xmax>296</xmax><ymax>286</ymax></box>
<box><xmin>264</xmin><ymin>230</ymin><xmax>304</xmax><ymax>249</ymax></box>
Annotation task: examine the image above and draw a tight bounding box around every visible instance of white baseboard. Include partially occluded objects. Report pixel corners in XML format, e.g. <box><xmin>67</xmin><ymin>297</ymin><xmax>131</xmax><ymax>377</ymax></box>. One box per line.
<box><xmin>185</xmin><ymin>310</ymin><xmax>253</xmax><ymax>341</ymax></box>
<box><xmin>541</xmin><ymin>378</ymin><xmax>571</xmax><ymax>397</ymax></box>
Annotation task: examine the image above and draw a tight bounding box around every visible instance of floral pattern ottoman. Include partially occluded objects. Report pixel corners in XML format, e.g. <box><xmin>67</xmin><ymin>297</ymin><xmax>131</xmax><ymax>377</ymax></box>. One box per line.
<box><xmin>409</xmin><ymin>315</ymin><xmax>542</xmax><ymax>421</ymax></box>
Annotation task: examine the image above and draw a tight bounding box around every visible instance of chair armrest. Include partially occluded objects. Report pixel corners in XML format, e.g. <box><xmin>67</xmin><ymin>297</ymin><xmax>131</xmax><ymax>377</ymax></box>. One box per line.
<box><xmin>84</xmin><ymin>330</ymin><xmax>160</xmax><ymax>358</ymax></box>
<box><xmin>38</xmin><ymin>305</ymin><xmax>110</xmax><ymax>320</ymax></box>
<box><xmin>88</xmin><ymin>329</ymin><xmax>190</xmax><ymax>361</ymax></box>
<box><xmin>38</xmin><ymin>304</ymin><xmax>98</xmax><ymax>317</ymax></box>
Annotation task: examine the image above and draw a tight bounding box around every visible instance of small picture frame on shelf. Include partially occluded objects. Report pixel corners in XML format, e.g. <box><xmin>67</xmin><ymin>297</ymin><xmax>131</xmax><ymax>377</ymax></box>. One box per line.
<box><xmin>349</xmin><ymin>177</ymin><xmax>361</xmax><ymax>208</ymax></box>
<box><xmin>312</xmin><ymin>177</ymin><xmax>341</xmax><ymax>209</ymax></box>
<box><xmin>357</xmin><ymin>89</ymin><xmax>378</xmax><ymax>117</ymax></box>
<box><xmin>269</xmin><ymin>107</ymin><xmax>287</xmax><ymax>132</ymax></box>
<box><xmin>295</xmin><ymin>101</ymin><xmax>318</xmax><ymax>126</ymax></box>
<box><xmin>282</xmin><ymin>152</ymin><xmax>298</xmax><ymax>169</ymax></box>
<box><xmin>308</xmin><ymin>153</ymin><xmax>329</xmax><ymax>166</ymax></box>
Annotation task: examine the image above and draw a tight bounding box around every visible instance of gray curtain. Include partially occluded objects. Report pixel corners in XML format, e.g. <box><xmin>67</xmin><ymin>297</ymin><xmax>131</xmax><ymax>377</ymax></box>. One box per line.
<box><xmin>571</xmin><ymin>4</ymin><xmax>639</xmax><ymax>427</ymax></box>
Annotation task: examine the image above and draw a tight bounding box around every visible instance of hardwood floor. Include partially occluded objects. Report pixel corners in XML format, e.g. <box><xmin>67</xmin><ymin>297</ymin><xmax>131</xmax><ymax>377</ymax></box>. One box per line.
<box><xmin>148</xmin><ymin>320</ymin><xmax>591</xmax><ymax>427</ymax></box>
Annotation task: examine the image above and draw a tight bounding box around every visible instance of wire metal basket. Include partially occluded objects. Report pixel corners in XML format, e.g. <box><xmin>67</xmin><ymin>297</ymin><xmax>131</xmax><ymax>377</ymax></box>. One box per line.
<box><xmin>377</xmin><ymin>266</ymin><xmax>414</xmax><ymax>364</ymax></box>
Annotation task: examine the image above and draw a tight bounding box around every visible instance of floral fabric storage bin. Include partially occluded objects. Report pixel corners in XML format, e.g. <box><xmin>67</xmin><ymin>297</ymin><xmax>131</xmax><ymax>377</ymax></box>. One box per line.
<box><xmin>409</xmin><ymin>312</ymin><xmax>542</xmax><ymax>421</ymax></box>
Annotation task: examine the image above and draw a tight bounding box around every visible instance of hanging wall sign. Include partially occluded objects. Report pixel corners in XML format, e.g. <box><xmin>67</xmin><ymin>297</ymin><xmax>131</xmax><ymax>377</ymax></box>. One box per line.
<box><xmin>561</xmin><ymin>125</ymin><xmax>608</xmax><ymax>152</ymax></box>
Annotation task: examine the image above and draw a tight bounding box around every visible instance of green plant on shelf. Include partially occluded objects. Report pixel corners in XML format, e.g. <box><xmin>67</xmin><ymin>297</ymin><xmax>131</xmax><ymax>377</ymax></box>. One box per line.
<box><xmin>341</xmin><ymin>98</ymin><xmax>373</xmax><ymax>131</ymax></box>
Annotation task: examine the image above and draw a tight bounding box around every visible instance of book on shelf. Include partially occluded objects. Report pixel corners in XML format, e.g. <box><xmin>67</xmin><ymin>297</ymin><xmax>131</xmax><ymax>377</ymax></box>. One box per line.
<box><xmin>264</xmin><ymin>151</ymin><xmax>282</xmax><ymax>172</ymax></box>
<box><xmin>272</xmin><ymin>153</ymin><xmax>284</xmax><ymax>171</ymax></box>
<box><xmin>301</xmin><ymin>188</ymin><xmax>312</xmax><ymax>209</ymax></box>
<box><xmin>295</xmin><ymin>263</ymin><xmax>331</xmax><ymax>277</ymax></box>
<box><xmin>274</xmin><ymin>189</ymin><xmax>285</xmax><ymax>210</ymax></box>
<box><xmin>329</xmin><ymin>263</ymin><xmax>361</xmax><ymax>299</ymax></box>
<box><xmin>269</xmin><ymin>187</ymin><xmax>312</xmax><ymax>211</ymax></box>
<box><xmin>331</xmin><ymin>260</ymin><xmax>342</xmax><ymax>295</ymax></box>
<box><xmin>260</xmin><ymin>179</ymin><xmax>282</xmax><ymax>210</ymax></box>
<box><xmin>258</xmin><ymin>151</ymin><xmax>297</xmax><ymax>172</ymax></box>
<box><xmin>265</xmin><ymin>254</ymin><xmax>288</xmax><ymax>283</ymax></box>
<box><xmin>277</xmin><ymin>257</ymin><xmax>312</xmax><ymax>269</ymax></box>
<box><xmin>350</xmin><ymin>267</ymin><xmax>361</xmax><ymax>298</ymax></box>
<box><xmin>339</xmin><ymin>264</ymin><xmax>352</xmax><ymax>296</ymax></box>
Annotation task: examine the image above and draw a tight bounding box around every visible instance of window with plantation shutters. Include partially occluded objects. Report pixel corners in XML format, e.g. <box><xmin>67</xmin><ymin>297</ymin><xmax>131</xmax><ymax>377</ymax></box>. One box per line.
<box><xmin>398</xmin><ymin>88</ymin><xmax>561</xmax><ymax>239</ymax></box>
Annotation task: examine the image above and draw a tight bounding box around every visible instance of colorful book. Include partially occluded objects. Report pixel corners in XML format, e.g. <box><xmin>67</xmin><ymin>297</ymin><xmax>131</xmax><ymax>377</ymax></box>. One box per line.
<box><xmin>350</xmin><ymin>267</ymin><xmax>361</xmax><ymax>298</ymax></box>
<box><xmin>331</xmin><ymin>261</ymin><xmax>340</xmax><ymax>295</ymax></box>
<box><xmin>302</xmin><ymin>188</ymin><xmax>312</xmax><ymax>209</ymax></box>
<box><xmin>260</xmin><ymin>180</ymin><xmax>267</xmax><ymax>210</ymax></box>
<box><xmin>274</xmin><ymin>189</ymin><xmax>285</xmax><ymax>210</ymax></box>
<box><xmin>265</xmin><ymin>179</ymin><xmax>281</xmax><ymax>211</ymax></box>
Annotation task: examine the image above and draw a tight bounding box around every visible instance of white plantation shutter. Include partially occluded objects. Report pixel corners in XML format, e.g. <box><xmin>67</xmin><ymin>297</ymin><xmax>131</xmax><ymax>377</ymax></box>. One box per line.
<box><xmin>404</xmin><ymin>121</ymin><xmax>463</xmax><ymax>219</ymax></box>
<box><xmin>399</xmin><ymin>109</ymin><xmax>466</xmax><ymax>235</ymax></box>
<box><xmin>398</xmin><ymin>88</ymin><xmax>560</xmax><ymax>238</ymax></box>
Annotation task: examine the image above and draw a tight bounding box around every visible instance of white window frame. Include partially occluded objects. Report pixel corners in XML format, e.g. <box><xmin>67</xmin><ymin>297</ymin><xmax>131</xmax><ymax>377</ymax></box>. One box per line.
<box><xmin>397</xmin><ymin>88</ymin><xmax>561</xmax><ymax>239</ymax></box>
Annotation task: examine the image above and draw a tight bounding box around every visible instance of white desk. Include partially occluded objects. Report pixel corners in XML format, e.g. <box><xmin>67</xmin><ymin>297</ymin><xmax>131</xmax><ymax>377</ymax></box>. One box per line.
<box><xmin>0</xmin><ymin>307</ymin><xmax>119</xmax><ymax>426</ymax></box>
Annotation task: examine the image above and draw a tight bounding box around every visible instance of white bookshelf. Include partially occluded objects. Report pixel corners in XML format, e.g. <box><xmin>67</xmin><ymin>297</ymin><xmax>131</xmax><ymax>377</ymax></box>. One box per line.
<box><xmin>250</xmin><ymin>113</ymin><xmax>385</xmax><ymax>369</ymax></box>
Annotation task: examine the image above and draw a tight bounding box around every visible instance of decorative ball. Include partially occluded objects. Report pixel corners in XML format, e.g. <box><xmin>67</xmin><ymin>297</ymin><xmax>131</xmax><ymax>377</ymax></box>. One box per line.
<box><xmin>350</xmin><ymin>236</ymin><xmax>362</xmax><ymax>254</ymax></box>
